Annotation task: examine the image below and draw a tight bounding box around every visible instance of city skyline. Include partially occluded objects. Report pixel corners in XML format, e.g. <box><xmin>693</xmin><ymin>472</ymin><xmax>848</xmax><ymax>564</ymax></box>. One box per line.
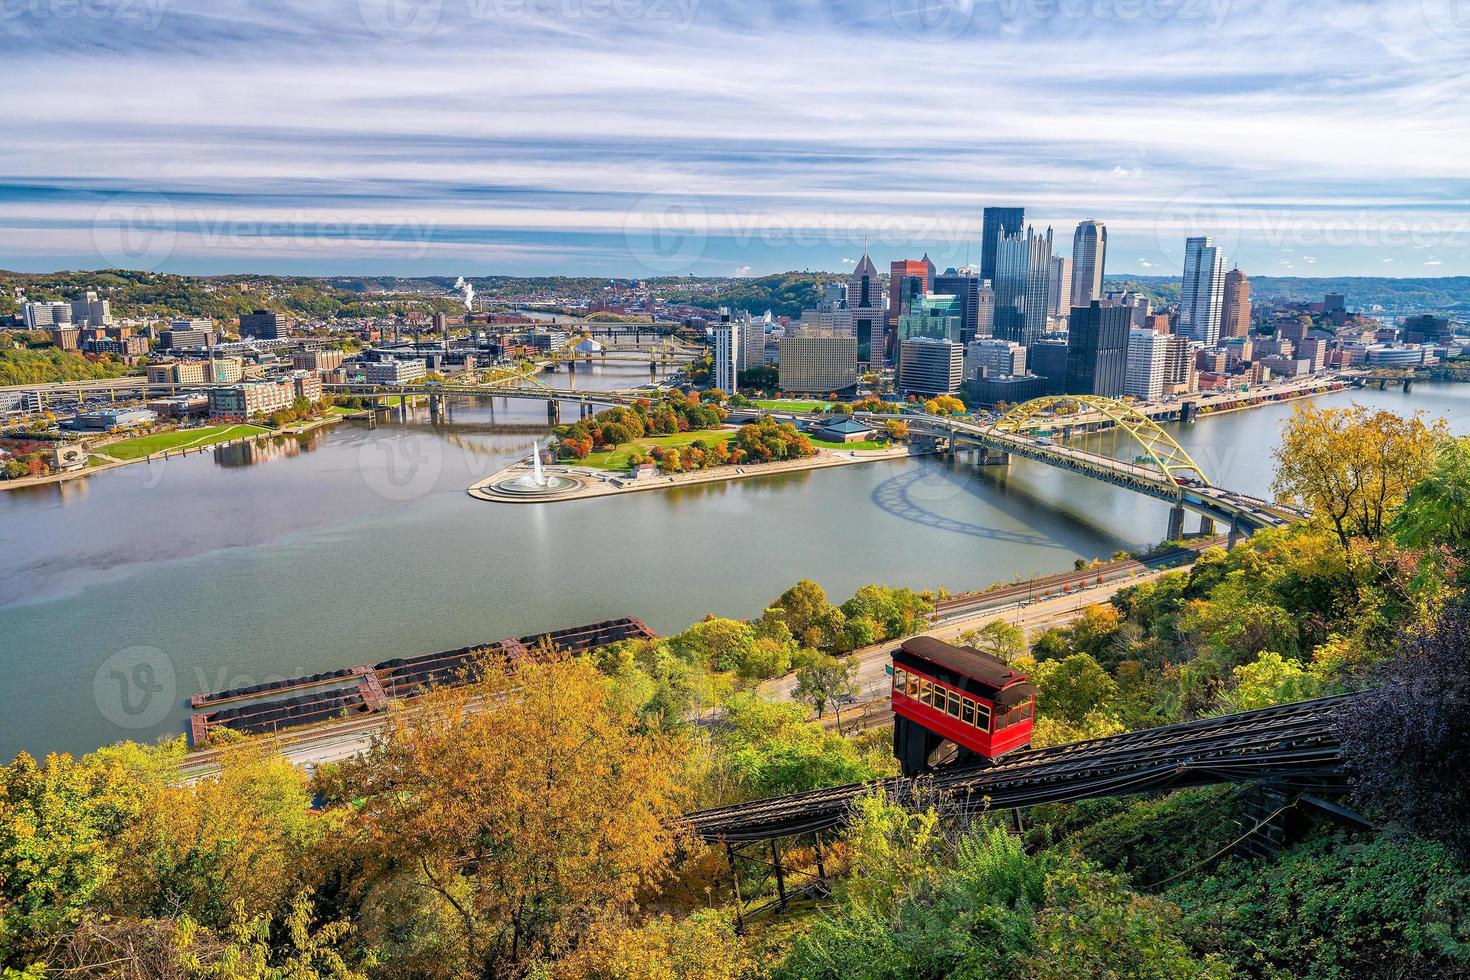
<box><xmin>2</xmin><ymin>1</ymin><xmax>1468</xmax><ymax>277</ymax></box>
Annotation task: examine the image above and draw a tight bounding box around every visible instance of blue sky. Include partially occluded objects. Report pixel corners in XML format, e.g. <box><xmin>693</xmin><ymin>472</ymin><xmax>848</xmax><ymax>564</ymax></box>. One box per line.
<box><xmin>1</xmin><ymin>0</ymin><xmax>1468</xmax><ymax>278</ymax></box>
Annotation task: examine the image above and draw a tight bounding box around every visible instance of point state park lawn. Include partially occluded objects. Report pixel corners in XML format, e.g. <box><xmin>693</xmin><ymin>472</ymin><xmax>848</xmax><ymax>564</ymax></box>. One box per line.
<box><xmin>577</xmin><ymin>429</ymin><xmax>737</xmax><ymax>470</ymax></box>
<box><xmin>574</xmin><ymin>428</ymin><xmax>891</xmax><ymax>470</ymax></box>
<box><xmin>99</xmin><ymin>424</ymin><xmax>271</xmax><ymax>461</ymax></box>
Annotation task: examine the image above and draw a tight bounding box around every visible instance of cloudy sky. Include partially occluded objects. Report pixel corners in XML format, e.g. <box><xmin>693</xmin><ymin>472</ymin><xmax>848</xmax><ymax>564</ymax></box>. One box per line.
<box><xmin>2</xmin><ymin>0</ymin><xmax>1468</xmax><ymax>278</ymax></box>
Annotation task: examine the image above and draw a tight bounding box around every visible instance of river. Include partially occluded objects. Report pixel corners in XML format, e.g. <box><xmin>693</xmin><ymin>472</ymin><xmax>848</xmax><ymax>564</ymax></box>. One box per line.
<box><xmin>2</xmin><ymin>366</ymin><xmax>1468</xmax><ymax>760</ymax></box>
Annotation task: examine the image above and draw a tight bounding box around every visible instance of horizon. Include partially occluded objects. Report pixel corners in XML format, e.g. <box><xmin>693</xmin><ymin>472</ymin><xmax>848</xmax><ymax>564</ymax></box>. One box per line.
<box><xmin>4</xmin><ymin>2</ymin><xmax>1469</xmax><ymax>279</ymax></box>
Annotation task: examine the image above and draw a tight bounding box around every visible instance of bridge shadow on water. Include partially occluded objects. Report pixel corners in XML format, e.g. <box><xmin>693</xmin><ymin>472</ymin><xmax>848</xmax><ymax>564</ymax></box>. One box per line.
<box><xmin>870</xmin><ymin>456</ymin><xmax>1136</xmax><ymax>552</ymax></box>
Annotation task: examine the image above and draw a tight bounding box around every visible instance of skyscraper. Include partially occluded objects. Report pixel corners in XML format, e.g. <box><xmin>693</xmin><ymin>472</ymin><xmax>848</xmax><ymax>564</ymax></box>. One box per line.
<box><xmin>1065</xmin><ymin>301</ymin><xmax>1130</xmax><ymax>398</ymax></box>
<box><xmin>848</xmin><ymin>250</ymin><xmax>885</xmax><ymax>366</ymax></box>
<box><xmin>1222</xmin><ymin>267</ymin><xmax>1251</xmax><ymax>339</ymax></box>
<box><xmin>1125</xmin><ymin>327</ymin><xmax>1168</xmax><ymax>401</ymax></box>
<box><xmin>980</xmin><ymin>206</ymin><xmax>1025</xmax><ymax>284</ymax></box>
<box><xmin>712</xmin><ymin>315</ymin><xmax>739</xmax><ymax>394</ymax></box>
<box><xmin>1070</xmin><ymin>220</ymin><xmax>1107</xmax><ymax>309</ymax></box>
<box><xmin>1179</xmin><ymin>236</ymin><xmax>1226</xmax><ymax>347</ymax></box>
<box><xmin>1048</xmin><ymin>255</ymin><xmax>1073</xmax><ymax>317</ymax></box>
<box><xmin>888</xmin><ymin>259</ymin><xmax>930</xmax><ymax>329</ymax></box>
<box><xmin>933</xmin><ymin>267</ymin><xmax>982</xmax><ymax>343</ymax></box>
<box><xmin>994</xmin><ymin>225</ymin><xmax>1054</xmax><ymax>348</ymax></box>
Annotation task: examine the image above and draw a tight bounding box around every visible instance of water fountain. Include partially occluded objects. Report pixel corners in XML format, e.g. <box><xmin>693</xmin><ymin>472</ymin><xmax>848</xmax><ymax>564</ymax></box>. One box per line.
<box><xmin>482</xmin><ymin>438</ymin><xmax>583</xmax><ymax>498</ymax></box>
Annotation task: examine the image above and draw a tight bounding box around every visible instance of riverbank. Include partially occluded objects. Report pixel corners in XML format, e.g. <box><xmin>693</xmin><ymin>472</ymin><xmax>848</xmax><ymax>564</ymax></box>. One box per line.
<box><xmin>0</xmin><ymin>413</ymin><xmax>344</xmax><ymax>492</ymax></box>
<box><xmin>468</xmin><ymin>442</ymin><xmax>931</xmax><ymax>503</ymax></box>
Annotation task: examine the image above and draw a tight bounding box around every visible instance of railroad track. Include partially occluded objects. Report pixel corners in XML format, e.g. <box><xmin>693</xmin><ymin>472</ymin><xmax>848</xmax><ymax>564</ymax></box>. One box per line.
<box><xmin>685</xmin><ymin>694</ymin><xmax>1357</xmax><ymax>842</ymax></box>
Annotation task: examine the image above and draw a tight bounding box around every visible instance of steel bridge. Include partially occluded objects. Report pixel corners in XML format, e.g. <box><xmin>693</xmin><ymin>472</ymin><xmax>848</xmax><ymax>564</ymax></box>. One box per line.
<box><xmin>864</xmin><ymin>395</ymin><xmax>1306</xmax><ymax>541</ymax></box>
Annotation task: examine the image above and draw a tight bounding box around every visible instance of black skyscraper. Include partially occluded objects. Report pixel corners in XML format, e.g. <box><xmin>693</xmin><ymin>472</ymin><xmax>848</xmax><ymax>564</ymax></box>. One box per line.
<box><xmin>980</xmin><ymin>206</ymin><xmax>1025</xmax><ymax>283</ymax></box>
<box><xmin>1065</xmin><ymin>301</ymin><xmax>1130</xmax><ymax>398</ymax></box>
<box><xmin>933</xmin><ymin>268</ymin><xmax>981</xmax><ymax>343</ymax></box>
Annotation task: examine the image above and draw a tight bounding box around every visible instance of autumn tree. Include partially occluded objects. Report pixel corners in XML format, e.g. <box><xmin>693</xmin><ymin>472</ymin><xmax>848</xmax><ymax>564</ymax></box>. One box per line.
<box><xmin>1272</xmin><ymin>404</ymin><xmax>1446</xmax><ymax>550</ymax></box>
<box><xmin>792</xmin><ymin>651</ymin><xmax>859</xmax><ymax>726</ymax></box>
<box><xmin>339</xmin><ymin>658</ymin><xmax>687</xmax><ymax>975</ymax></box>
<box><xmin>960</xmin><ymin>621</ymin><xmax>1026</xmax><ymax>663</ymax></box>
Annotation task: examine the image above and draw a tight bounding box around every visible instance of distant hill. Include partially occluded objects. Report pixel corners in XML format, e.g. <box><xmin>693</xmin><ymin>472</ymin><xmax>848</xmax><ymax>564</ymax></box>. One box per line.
<box><xmin>4</xmin><ymin>269</ymin><xmax>1467</xmax><ymax>323</ymax></box>
<box><xmin>1105</xmin><ymin>275</ymin><xmax>1470</xmax><ymax>317</ymax></box>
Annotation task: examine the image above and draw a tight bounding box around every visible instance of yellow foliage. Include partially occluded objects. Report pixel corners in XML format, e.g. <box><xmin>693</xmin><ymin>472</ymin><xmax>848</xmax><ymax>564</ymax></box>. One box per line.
<box><xmin>554</xmin><ymin>911</ymin><xmax>758</xmax><ymax>980</ymax></box>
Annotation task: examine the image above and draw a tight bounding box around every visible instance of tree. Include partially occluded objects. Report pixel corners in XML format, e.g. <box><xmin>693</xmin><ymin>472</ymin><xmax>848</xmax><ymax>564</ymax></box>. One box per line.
<box><xmin>1030</xmin><ymin>627</ymin><xmax>1072</xmax><ymax>662</ymax></box>
<box><xmin>338</xmin><ymin>658</ymin><xmax>686</xmax><ymax>975</ymax></box>
<box><xmin>961</xmin><ymin>621</ymin><xmax>1026</xmax><ymax>663</ymax></box>
<box><xmin>1337</xmin><ymin>596</ymin><xmax>1470</xmax><ymax>855</ymax></box>
<box><xmin>792</xmin><ymin>652</ymin><xmax>858</xmax><ymax>726</ymax></box>
<box><xmin>1272</xmin><ymin>403</ymin><xmax>1447</xmax><ymax>550</ymax></box>
<box><xmin>773</xmin><ymin>579</ymin><xmax>834</xmax><ymax>646</ymax></box>
<box><xmin>1392</xmin><ymin>436</ymin><xmax>1470</xmax><ymax>560</ymax></box>
<box><xmin>885</xmin><ymin>419</ymin><xmax>909</xmax><ymax>442</ymax></box>
<box><xmin>1034</xmin><ymin>653</ymin><xmax>1118</xmax><ymax>724</ymax></box>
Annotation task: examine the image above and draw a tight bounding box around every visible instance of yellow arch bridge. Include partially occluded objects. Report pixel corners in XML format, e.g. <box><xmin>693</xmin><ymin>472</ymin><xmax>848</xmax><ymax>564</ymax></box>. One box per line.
<box><xmin>861</xmin><ymin>395</ymin><xmax>1305</xmax><ymax>543</ymax></box>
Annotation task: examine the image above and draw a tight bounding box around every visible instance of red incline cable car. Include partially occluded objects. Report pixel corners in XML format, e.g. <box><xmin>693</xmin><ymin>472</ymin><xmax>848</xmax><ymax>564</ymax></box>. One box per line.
<box><xmin>891</xmin><ymin>636</ymin><xmax>1037</xmax><ymax>777</ymax></box>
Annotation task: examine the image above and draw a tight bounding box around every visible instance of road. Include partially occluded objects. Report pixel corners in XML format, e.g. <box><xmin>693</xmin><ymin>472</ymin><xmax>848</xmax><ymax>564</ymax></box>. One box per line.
<box><xmin>759</xmin><ymin>564</ymin><xmax>1175</xmax><ymax>711</ymax></box>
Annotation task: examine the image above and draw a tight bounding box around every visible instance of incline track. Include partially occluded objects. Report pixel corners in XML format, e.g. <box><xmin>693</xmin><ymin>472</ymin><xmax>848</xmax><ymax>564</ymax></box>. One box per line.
<box><xmin>686</xmin><ymin>694</ymin><xmax>1357</xmax><ymax>842</ymax></box>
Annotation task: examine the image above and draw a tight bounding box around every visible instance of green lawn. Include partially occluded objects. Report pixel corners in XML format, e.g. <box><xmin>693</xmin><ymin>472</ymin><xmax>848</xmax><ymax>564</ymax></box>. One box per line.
<box><xmin>751</xmin><ymin>399</ymin><xmax>834</xmax><ymax>413</ymax></box>
<box><xmin>578</xmin><ymin>429</ymin><xmax>736</xmax><ymax>471</ymax></box>
<box><xmin>326</xmin><ymin>405</ymin><xmax>359</xmax><ymax>416</ymax></box>
<box><xmin>809</xmin><ymin>438</ymin><xmax>889</xmax><ymax>451</ymax></box>
<box><xmin>102</xmin><ymin>424</ymin><xmax>270</xmax><ymax>461</ymax></box>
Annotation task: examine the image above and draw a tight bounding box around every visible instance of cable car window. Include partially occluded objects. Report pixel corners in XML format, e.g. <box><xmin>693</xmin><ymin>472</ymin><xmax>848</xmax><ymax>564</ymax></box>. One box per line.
<box><xmin>892</xmin><ymin>669</ymin><xmax>905</xmax><ymax>692</ymax></box>
<box><xmin>947</xmin><ymin>691</ymin><xmax>961</xmax><ymax>717</ymax></box>
<box><xmin>907</xmin><ymin>674</ymin><xmax>920</xmax><ymax>697</ymax></box>
<box><xmin>975</xmin><ymin>704</ymin><xmax>991</xmax><ymax>731</ymax></box>
<box><xmin>961</xmin><ymin>700</ymin><xmax>975</xmax><ymax>726</ymax></box>
<box><xmin>1020</xmin><ymin>701</ymin><xmax>1034</xmax><ymax>721</ymax></box>
<box><xmin>919</xmin><ymin>681</ymin><xmax>932</xmax><ymax>706</ymax></box>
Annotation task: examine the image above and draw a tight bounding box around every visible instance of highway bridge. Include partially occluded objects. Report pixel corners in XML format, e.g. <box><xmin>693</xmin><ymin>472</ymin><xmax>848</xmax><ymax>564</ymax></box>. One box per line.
<box><xmin>862</xmin><ymin>396</ymin><xmax>1307</xmax><ymax>542</ymax></box>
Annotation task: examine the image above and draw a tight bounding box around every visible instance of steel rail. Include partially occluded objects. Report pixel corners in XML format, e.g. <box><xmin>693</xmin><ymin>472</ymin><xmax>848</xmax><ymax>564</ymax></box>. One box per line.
<box><xmin>685</xmin><ymin>693</ymin><xmax>1360</xmax><ymax>842</ymax></box>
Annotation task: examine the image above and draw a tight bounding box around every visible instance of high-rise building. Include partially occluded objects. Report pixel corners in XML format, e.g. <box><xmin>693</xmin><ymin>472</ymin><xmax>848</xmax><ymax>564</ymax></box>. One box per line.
<box><xmin>994</xmin><ymin>225</ymin><xmax>1054</xmax><ymax>348</ymax></box>
<box><xmin>897</xmin><ymin>293</ymin><xmax>964</xmax><ymax>344</ymax></box>
<box><xmin>1070</xmin><ymin>220</ymin><xmax>1107</xmax><ymax>308</ymax></box>
<box><xmin>239</xmin><ymin>310</ymin><xmax>287</xmax><ymax>340</ymax></box>
<box><xmin>933</xmin><ymin>267</ymin><xmax>983</xmax><ymax>343</ymax></box>
<box><xmin>778</xmin><ymin>328</ymin><xmax>858</xmax><ymax>393</ymax></box>
<box><xmin>1161</xmin><ymin>334</ymin><xmax>1197</xmax><ymax>394</ymax></box>
<box><xmin>1179</xmin><ymin>236</ymin><xmax>1226</xmax><ymax>347</ymax></box>
<box><xmin>965</xmin><ymin>338</ymin><xmax>1027</xmax><ymax>379</ymax></box>
<box><xmin>1222</xmin><ymin>267</ymin><xmax>1251</xmax><ymax>339</ymax></box>
<box><xmin>898</xmin><ymin>337</ymin><xmax>964</xmax><ymax>396</ymax></box>
<box><xmin>1065</xmin><ymin>301</ymin><xmax>1130</xmax><ymax>397</ymax></box>
<box><xmin>712</xmin><ymin>315</ymin><xmax>739</xmax><ymax>394</ymax></box>
<box><xmin>1029</xmin><ymin>339</ymin><xmax>1070</xmax><ymax>395</ymax></box>
<box><xmin>1125</xmin><ymin>328</ymin><xmax>1168</xmax><ymax>401</ymax></box>
<box><xmin>980</xmin><ymin>206</ymin><xmax>1025</xmax><ymax>284</ymax></box>
<box><xmin>738</xmin><ymin>311</ymin><xmax>769</xmax><ymax>371</ymax></box>
<box><xmin>22</xmin><ymin>301</ymin><xmax>72</xmax><ymax>330</ymax></box>
<box><xmin>847</xmin><ymin>251</ymin><xmax>885</xmax><ymax>366</ymax></box>
<box><xmin>889</xmin><ymin>258</ymin><xmax>930</xmax><ymax>332</ymax></box>
<box><xmin>70</xmin><ymin>291</ymin><xmax>111</xmax><ymax>328</ymax></box>
<box><xmin>976</xmin><ymin>281</ymin><xmax>995</xmax><ymax>338</ymax></box>
<box><xmin>1048</xmin><ymin>256</ymin><xmax>1073</xmax><ymax>317</ymax></box>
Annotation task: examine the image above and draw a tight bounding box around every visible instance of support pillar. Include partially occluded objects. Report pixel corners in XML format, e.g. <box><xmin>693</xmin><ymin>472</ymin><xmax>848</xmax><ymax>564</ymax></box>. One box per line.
<box><xmin>727</xmin><ymin>843</ymin><xmax>746</xmax><ymax>935</ymax></box>
<box><xmin>547</xmin><ymin>400</ymin><xmax>559</xmax><ymax>424</ymax></box>
<box><xmin>812</xmin><ymin>832</ymin><xmax>827</xmax><ymax>881</ymax></box>
<box><xmin>770</xmin><ymin>838</ymin><xmax>788</xmax><ymax>910</ymax></box>
<box><xmin>1228</xmin><ymin>517</ymin><xmax>1243</xmax><ymax>549</ymax></box>
<box><xmin>1167</xmin><ymin>504</ymin><xmax>1186</xmax><ymax>542</ymax></box>
<box><xmin>568</xmin><ymin>359</ymin><xmax>576</xmax><ymax>373</ymax></box>
<box><xmin>1198</xmin><ymin>515</ymin><xmax>1215</xmax><ymax>537</ymax></box>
